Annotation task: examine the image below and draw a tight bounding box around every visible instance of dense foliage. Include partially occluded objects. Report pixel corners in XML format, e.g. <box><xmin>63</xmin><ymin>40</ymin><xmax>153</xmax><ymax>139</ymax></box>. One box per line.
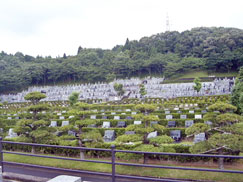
<box><xmin>0</xmin><ymin>27</ymin><xmax>243</xmax><ymax>94</ymax></box>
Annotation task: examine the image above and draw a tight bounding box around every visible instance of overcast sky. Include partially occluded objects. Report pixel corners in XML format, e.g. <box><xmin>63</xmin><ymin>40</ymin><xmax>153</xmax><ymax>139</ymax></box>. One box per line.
<box><xmin>0</xmin><ymin>0</ymin><xmax>242</xmax><ymax>57</ymax></box>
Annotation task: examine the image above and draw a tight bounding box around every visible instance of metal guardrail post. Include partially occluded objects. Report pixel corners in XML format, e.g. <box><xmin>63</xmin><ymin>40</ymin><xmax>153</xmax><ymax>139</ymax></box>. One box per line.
<box><xmin>0</xmin><ymin>137</ymin><xmax>3</xmax><ymax>173</ymax></box>
<box><xmin>111</xmin><ymin>145</ymin><xmax>116</xmax><ymax>182</ymax></box>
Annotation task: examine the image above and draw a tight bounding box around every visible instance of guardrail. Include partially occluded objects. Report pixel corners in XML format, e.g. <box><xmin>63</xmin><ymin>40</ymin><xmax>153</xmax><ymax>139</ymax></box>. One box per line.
<box><xmin>0</xmin><ymin>138</ymin><xmax>242</xmax><ymax>182</ymax></box>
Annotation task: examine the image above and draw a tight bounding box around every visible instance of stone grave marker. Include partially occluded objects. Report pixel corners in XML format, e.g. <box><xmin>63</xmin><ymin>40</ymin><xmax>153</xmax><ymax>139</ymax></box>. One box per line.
<box><xmin>121</xmin><ymin>113</ymin><xmax>126</xmax><ymax>115</ymax></box>
<box><xmin>62</xmin><ymin>110</ymin><xmax>66</xmax><ymax>113</ymax></box>
<box><xmin>165</xmin><ymin>110</ymin><xmax>170</xmax><ymax>114</ymax></box>
<box><xmin>50</xmin><ymin>121</ymin><xmax>57</xmax><ymax>127</ymax></box>
<box><xmin>7</xmin><ymin>117</ymin><xmax>12</xmax><ymax>120</ymax></box>
<box><xmin>131</xmin><ymin>112</ymin><xmax>137</xmax><ymax>115</ymax></box>
<box><xmin>103</xmin><ymin>130</ymin><xmax>115</xmax><ymax>142</ymax></box>
<box><xmin>177</xmin><ymin>110</ymin><xmax>182</xmax><ymax>114</ymax></box>
<box><xmin>189</xmin><ymin>110</ymin><xmax>194</xmax><ymax>114</ymax></box>
<box><xmin>201</xmin><ymin>110</ymin><xmax>207</xmax><ymax>113</ymax></box>
<box><xmin>125</xmin><ymin>131</ymin><xmax>135</xmax><ymax>135</ymax></box>
<box><xmin>170</xmin><ymin>130</ymin><xmax>181</xmax><ymax>141</ymax></box>
<box><xmin>126</xmin><ymin>116</ymin><xmax>132</xmax><ymax>120</ymax></box>
<box><xmin>102</xmin><ymin>122</ymin><xmax>110</xmax><ymax>128</ymax></box>
<box><xmin>185</xmin><ymin>120</ymin><xmax>194</xmax><ymax>128</ymax></box>
<box><xmin>180</xmin><ymin>115</ymin><xmax>187</xmax><ymax>119</ymax></box>
<box><xmin>125</xmin><ymin>109</ymin><xmax>131</xmax><ymax>112</ymax></box>
<box><xmin>59</xmin><ymin>116</ymin><xmax>65</xmax><ymax>120</ymax></box>
<box><xmin>194</xmin><ymin>132</ymin><xmax>206</xmax><ymax>143</ymax></box>
<box><xmin>57</xmin><ymin>113</ymin><xmax>62</xmax><ymax>116</ymax></box>
<box><xmin>147</xmin><ymin>131</ymin><xmax>157</xmax><ymax>139</ymax></box>
<box><xmin>102</xmin><ymin>116</ymin><xmax>108</xmax><ymax>119</ymax></box>
<box><xmin>114</xmin><ymin>116</ymin><xmax>120</xmax><ymax>120</ymax></box>
<box><xmin>61</xmin><ymin>121</ymin><xmax>69</xmax><ymax>127</ymax></box>
<box><xmin>166</xmin><ymin>115</ymin><xmax>173</xmax><ymax>120</ymax></box>
<box><xmin>204</xmin><ymin>121</ymin><xmax>212</xmax><ymax>126</ymax></box>
<box><xmin>150</xmin><ymin>121</ymin><xmax>158</xmax><ymax>126</ymax></box>
<box><xmin>134</xmin><ymin>121</ymin><xmax>142</xmax><ymax>125</ymax></box>
<box><xmin>87</xmin><ymin>124</ymin><xmax>97</xmax><ymax>128</ymax></box>
<box><xmin>168</xmin><ymin>121</ymin><xmax>176</xmax><ymax>127</ymax></box>
<box><xmin>111</xmin><ymin>112</ymin><xmax>116</xmax><ymax>115</ymax></box>
<box><xmin>117</xmin><ymin>121</ymin><xmax>126</xmax><ymax>128</ymax></box>
<box><xmin>68</xmin><ymin>130</ymin><xmax>76</xmax><ymax>136</ymax></box>
<box><xmin>195</xmin><ymin>114</ymin><xmax>202</xmax><ymax>119</ymax></box>
<box><xmin>5</xmin><ymin>128</ymin><xmax>18</xmax><ymax>138</ymax></box>
<box><xmin>90</xmin><ymin>115</ymin><xmax>96</xmax><ymax>119</ymax></box>
<box><xmin>69</xmin><ymin>115</ymin><xmax>75</xmax><ymax>119</ymax></box>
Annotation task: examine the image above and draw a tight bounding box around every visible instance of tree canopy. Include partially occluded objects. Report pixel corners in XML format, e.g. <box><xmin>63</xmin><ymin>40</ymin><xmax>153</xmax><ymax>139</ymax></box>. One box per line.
<box><xmin>0</xmin><ymin>27</ymin><xmax>243</xmax><ymax>94</ymax></box>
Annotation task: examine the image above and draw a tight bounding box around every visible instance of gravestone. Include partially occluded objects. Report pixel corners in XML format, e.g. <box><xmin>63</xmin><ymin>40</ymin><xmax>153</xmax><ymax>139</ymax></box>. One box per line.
<box><xmin>168</xmin><ymin>121</ymin><xmax>176</xmax><ymax>127</ymax></box>
<box><xmin>131</xmin><ymin>112</ymin><xmax>137</xmax><ymax>115</ymax></box>
<box><xmin>189</xmin><ymin>110</ymin><xmax>194</xmax><ymax>114</ymax></box>
<box><xmin>111</xmin><ymin>112</ymin><xmax>116</xmax><ymax>115</ymax></box>
<box><xmin>201</xmin><ymin>110</ymin><xmax>207</xmax><ymax>114</ymax></box>
<box><xmin>195</xmin><ymin>114</ymin><xmax>202</xmax><ymax>119</ymax></box>
<box><xmin>177</xmin><ymin>110</ymin><xmax>182</xmax><ymax>114</ymax></box>
<box><xmin>194</xmin><ymin>132</ymin><xmax>206</xmax><ymax>143</ymax></box>
<box><xmin>121</xmin><ymin>113</ymin><xmax>126</xmax><ymax>115</ymax></box>
<box><xmin>7</xmin><ymin>117</ymin><xmax>12</xmax><ymax>120</ymax></box>
<box><xmin>134</xmin><ymin>121</ymin><xmax>142</xmax><ymax>125</ymax></box>
<box><xmin>62</xmin><ymin>110</ymin><xmax>66</xmax><ymax>113</ymax></box>
<box><xmin>50</xmin><ymin>121</ymin><xmax>57</xmax><ymax>127</ymax></box>
<box><xmin>125</xmin><ymin>131</ymin><xmax>135</xmax><ymax>135</ymax></box>
<box><xmin>87</xmin><ymin>124</ymin><xmax>97</xmax><ymax>128</ymax></box>
<box><xmin>150</xmin><ymin>121</ymin><xmax>158</xmax><ymax>126</ymax></box>
<box><xmin>61</xmin><ymin>121</ymin><xmax>69</xmax><ymax>127</ymax></box>
<box><xmin>42</xmin><ymin>111</ymin><xmax>46</xmax><ymax>114</ymax></box>
<box><xmin>204</xmin><ymin>121</ymin><xmax>212</xmax><ymax>126</ymax></box>
<box><xmin>102</xmin><ymin>116</ymin><xmax>108</xmax><ymax>119</ymax></box>
<box><xmin>165</xmin><ymin>111</ymin><xmax>170</xmax><ymax>114</ymax></box>
<box><xmin>15</xmin><ymin>116</ymin><xmax>20</xmax><ymax>119</ymax></box>
<box><xmin>147</xmin><ymin>131</ymin><xmax>157</xmax><ymax>139</ymax></box>
<box><xmin>185</xmin><ymin>120</ymin><xmax>194</xmax><ymax>128</ymax></box>
<box><xmin>117</xmin><ymin>121</ymin><xmax>126</xmax><ymax>128</ymax></box>
<box><xmin>125</xmin><ymin>109</ymin><xmax>131</xmax><ymax>112</ymax></box>
<box><xmin>166</xmin><ymin>115</ymin><xmax>173</xmax><ymax>120</ymax></box>
<box><xmin>102</xmin><ymin>122</ymin><xmax>110</xmax><ymax>128</ymax></box>
<box><xmin>57</xmin><ymin>113</ymin><xmax>62</xmax><ymax>116</ymax></box>
<box><xmin>69</xmin><ymin>115</ymin><xmax>74</xmax><ymax>119</ymax></box>
<box><xmin>174</xmin><ymin>107</ymin><xmax>179</xmax><ymax>111</ymax></box>
<box><xmin>90</xmin><ymin>115</ymin><xmax>96</xmax><ymax>119</ymax></box>
<box><xmin>5</xmin><ymin>128</ymin><xmax>17</xmax><ymax>138</ymax></box>
<box><xmin>170</xmin><ymin>130</ymin><xmax>181</xmax><ymax>141</ymax></box>
<box><xmin>126</xmin><ymin>116</ymin><xmax>132</xmax><ymax>120</ymax></box>
<box><xmin>180</xmin><ymin>115</ymin><xmax>187</xmax><ymax>119</ymax></box>
<box><xmin>103</xmin><ymin>130</ymin><xmax>115</xmax><ymax>142</ymax></box>
<box><xmin>114</xmin><ymin>116</ymin><xmax>120</xmax><ymax>120</ymax></box>
<box><xmin>68</xmin><ymin>130</ymin><xmax>76</xmax><ymax>136</ymax></box>
<box><xmin>59</xmin><ymin>116</ymin><xmax>65</xmax><ymax>120</ymax></box>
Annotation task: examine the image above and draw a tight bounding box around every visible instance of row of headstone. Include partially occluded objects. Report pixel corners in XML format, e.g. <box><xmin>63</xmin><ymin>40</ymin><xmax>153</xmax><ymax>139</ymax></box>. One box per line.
<box><xmin>166</xmin><ymin>114</ymin><xmax>202</xmax><ymax>120</ymax></box>
<box><xmin>0</xmin><ymin>77</ymin><xmax>234</xmax><ymax>103</ymax></box>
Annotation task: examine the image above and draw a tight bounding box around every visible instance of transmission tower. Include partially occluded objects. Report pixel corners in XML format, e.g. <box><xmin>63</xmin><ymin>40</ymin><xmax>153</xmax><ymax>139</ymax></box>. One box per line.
<box><xmin>165</xmin><ymin>13</ymin><xmax>170</xmax><ymax>32</ymax></box>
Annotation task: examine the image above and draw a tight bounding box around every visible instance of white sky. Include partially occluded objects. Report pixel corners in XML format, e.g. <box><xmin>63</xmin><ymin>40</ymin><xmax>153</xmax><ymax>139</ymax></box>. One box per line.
<box><xmin>0</xmin><ymin>0</ymin><xmax>242</xmax><ymax>57</ymax></box>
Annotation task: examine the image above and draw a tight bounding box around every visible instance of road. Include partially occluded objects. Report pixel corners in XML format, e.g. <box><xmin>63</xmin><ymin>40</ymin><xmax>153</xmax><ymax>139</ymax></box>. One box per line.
<box><xmin>3</xmin><ymin>163</ymin><xmax>199</xmax><ymax>182</ymax></box>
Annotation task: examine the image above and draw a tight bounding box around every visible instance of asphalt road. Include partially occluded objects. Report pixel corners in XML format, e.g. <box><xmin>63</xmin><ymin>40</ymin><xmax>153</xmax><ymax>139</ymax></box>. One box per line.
<box><xmin>3</xmin><ymin>163</ymin><xmax>198</xmax><ymax>182</ymax></box>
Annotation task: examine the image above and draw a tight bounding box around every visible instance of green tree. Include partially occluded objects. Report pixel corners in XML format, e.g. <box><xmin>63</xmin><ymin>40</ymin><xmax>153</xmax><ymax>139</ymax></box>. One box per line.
<box><xmin>193</xmin><ymin>77</ymin><xmax>202</xmax><ymax>93</ymax></box>
<box><xmin>231</xmin><ymin>67</ymin><xmax>243</xmax><ymax>114</ymax></box>
<box><xmin>113</xmin><ymin>83</ymin><xmax>124</xmax><ymax>96</ymax></box>
<box><xmin>68</xmin><ymin>92</ymin><xmax>80</xmax><ymax>106</ymax></box>
<box><xmin>190</xmin><ymin>102</ymin><xmax>243</xmax><ymax>169</ymax></box>
<box><xmin>24</xmin><ymin>92</ymin><xmax>46</xmax><ymax>105</ymax></box>
<box><xmin>14</xmin><ymin>119</ymin><xmax>56</xmax><ymax>153</ymax></box>
<box><xmin>139</xmin><ymin>84</ymin><xmax>147</xmax><ymax>99</ymax></box>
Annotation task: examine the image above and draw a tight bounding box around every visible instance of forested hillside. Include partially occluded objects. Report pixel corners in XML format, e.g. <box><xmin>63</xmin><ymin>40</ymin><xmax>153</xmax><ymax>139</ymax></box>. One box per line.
<box><xmin>0</xmin><ymin>27</ymin><xmax>243</xmax><ymax>93</ymax></box>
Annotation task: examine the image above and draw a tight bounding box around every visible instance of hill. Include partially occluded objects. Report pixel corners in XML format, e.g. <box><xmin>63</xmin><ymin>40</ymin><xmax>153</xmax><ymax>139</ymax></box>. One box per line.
<box><xmin>0</xmin><ymin>27</ymin><xmax>242</xmax><ymax>94</ymax></box>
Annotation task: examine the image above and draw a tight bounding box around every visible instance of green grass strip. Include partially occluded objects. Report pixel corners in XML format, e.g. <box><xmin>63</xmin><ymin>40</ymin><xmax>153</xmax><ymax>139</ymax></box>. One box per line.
<box><xmin>4</xmin><ymin>153</ymin><xmax>243</xmax><ymax>182</ymax></box>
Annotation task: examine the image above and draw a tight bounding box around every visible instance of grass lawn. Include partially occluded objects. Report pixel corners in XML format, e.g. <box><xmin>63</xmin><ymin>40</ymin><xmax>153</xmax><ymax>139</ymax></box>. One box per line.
<box><xmin>4</xmin><ymin>153</ymin><xmax>243</xmax><ymax>182</ymax></box>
